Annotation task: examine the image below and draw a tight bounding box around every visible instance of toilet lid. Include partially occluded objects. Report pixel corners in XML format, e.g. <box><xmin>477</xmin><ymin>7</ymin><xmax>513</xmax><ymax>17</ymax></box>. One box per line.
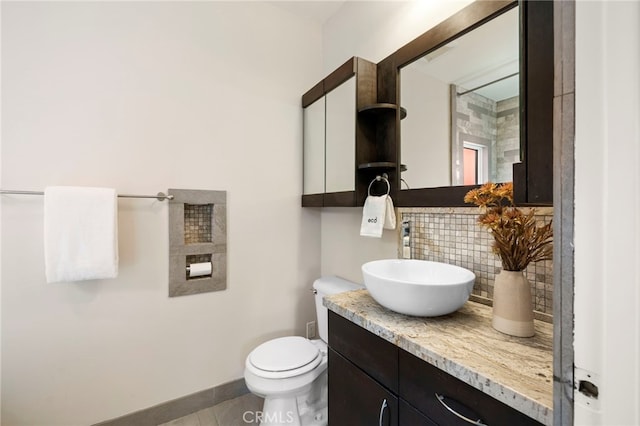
<box><xmin>249</xmin><ymin>336</ymin><xmax>320</xmax><ymax>372</ymax></box>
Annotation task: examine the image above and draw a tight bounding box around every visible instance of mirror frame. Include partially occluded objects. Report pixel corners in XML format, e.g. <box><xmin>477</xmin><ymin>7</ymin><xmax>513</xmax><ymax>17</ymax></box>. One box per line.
<box><xmin>377</xmin><ymin>0</ymin><xmax>553</xmax><ymax>207</ymax></box>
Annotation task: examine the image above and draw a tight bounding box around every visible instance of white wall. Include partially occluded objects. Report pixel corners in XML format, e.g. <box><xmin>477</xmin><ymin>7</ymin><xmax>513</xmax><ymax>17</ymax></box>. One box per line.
<box><xmin>322</xmin><ymin>0</ymin><xmax>474</xmax><ymax>74</ymax></box>
<box><xmin>0</xmin><ymin>2</ymin><xmax>322</xmax><ymax>425</ymax></box>
<box><xmin>574</xmin><ymin>1</ymin><xmax>640</xmax><ymax>424</ymax></box>
<box><xmin>319</xmin><ymin>0</ymin><xmax>473</xmax><ymax>279</ymax></box>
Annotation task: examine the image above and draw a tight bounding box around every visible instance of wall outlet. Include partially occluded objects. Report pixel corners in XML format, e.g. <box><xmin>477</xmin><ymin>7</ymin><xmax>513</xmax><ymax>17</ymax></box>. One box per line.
<box><xmin>306</xmin><ymin>321</ymin><xmax>316</xmax><ymax>339</ymax></box>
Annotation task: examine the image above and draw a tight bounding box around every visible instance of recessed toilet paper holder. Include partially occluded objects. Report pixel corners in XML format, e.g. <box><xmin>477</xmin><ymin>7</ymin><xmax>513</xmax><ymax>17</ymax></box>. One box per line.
<box><xmin>186</xmin><ymin>261</ymin><xmax>212</xmax><ymax>279</ymax></box>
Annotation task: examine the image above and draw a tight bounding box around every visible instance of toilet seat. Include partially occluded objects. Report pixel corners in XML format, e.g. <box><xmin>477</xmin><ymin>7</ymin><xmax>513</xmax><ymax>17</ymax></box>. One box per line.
<box><xmin>247</xmin><ymin>336</ymin><xmax>323</xmax><ymax>379</ymax></box>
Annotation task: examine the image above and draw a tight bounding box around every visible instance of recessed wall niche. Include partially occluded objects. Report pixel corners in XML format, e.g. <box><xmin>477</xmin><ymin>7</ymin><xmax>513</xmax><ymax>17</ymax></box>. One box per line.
<box><xmin>184</xmin><ymin>203</ymin><xmax>213</xmax><ymax>244</ymax></box>
<box><xmin>168</xmin><ymin>189</ymin><xmax>227</xmax><ymax>297</ymax></box>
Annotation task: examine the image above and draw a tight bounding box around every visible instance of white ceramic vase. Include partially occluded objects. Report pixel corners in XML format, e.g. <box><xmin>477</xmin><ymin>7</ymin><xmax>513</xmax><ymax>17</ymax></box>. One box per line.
<box><xmin>492</xmin><ymin>270</ymin><xmax>535</xmax><ymax>337</ymax></box>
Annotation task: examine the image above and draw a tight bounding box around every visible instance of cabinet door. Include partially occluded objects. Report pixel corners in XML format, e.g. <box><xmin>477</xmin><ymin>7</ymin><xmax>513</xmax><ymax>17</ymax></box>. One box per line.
<box><xmin>399</xmin><ymin>400</ymin><xmax>438</xmax><ymax>426</ymax></box>
<box><xmin>329</xmin><ymin>348</ymin><xmax>398</xmax><ymax>426</ymax></box>
<box><xmin>325</xmin><ymin>76</ymin><xmax>356</xmax><ymax>193</ymax></box>
<box><xmin>303</xmin><ymin>96</ymin><xmax>325</xmax><ymax>195</ymax></box>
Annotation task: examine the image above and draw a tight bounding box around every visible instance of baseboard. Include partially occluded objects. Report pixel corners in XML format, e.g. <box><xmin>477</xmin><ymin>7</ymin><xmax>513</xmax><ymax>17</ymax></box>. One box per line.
<box><xmin>94</xmin><ymin>378</ymin><xmax>249</xmax><ymax>426</ymax></box>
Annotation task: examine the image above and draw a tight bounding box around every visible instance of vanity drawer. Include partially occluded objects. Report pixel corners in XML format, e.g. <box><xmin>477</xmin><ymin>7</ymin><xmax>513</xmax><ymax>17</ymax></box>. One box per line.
<box><xmin>399</xmin><ymin>350</ymin><xmax>543</xmax><ymax>426</ymax></box>
<box><xmin>328</xmin><ymin>311</ymin><xmax>398</xmax><ymax>393</ymax></box>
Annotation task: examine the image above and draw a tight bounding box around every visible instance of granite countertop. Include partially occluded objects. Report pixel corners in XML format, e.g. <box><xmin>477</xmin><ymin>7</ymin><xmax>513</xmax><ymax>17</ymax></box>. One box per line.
<box><xmin>324</xmin><ymin>289</ymin><xmax>553</xmax><ymax>425</ymax></box>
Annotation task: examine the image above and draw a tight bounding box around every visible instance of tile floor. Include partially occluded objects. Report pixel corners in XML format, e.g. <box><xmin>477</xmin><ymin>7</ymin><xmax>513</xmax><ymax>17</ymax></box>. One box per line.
<box><xmin>158</xmin><ymin>393</ymin><xmax>264</xmax><ymax>426</ymax></box>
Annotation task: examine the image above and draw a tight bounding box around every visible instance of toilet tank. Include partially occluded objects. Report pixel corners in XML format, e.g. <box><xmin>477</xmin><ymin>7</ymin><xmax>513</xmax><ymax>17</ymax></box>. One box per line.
<box><xmin>313</xmin><ymin>276</ymin><xmax>363</xmax><ymax>343</ymax></box>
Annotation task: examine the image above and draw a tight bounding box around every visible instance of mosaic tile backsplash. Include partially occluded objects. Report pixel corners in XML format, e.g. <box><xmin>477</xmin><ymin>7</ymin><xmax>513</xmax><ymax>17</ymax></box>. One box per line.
<box><xmin>398</xmin><ymin>207</ymin><xmax>554</xmax><ymax>319</ymax></box>
<box><xmin>184</xmin><ymin>203</ymin><xmax>213</xmax><ymax>244</ymax></box>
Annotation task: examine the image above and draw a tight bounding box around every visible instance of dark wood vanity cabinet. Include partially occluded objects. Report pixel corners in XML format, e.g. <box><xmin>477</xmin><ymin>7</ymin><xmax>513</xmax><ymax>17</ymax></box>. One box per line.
<box><xmin>328</xmin><ymin>311</ymin><xmax>398</xmax><ymax>425</ymax></box>
<box><xmin>328</xmin><ymin>311</ymin><xmax>543</xmax><ymax>426</ymax></box>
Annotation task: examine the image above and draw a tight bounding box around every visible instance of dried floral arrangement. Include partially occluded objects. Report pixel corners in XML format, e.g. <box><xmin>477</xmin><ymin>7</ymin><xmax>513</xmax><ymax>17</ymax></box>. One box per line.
<box><xmin>464</xmin><ymin>182</ymin><xmax>553</xmax><ymax>271</ymax></box>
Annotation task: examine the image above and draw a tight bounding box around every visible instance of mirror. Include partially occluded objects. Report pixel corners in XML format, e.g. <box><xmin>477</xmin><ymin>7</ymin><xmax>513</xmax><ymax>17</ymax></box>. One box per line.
<box><xmin>399</xmin><ymin>6</ymin><xmax>519</xmax><ymax>190</ymax></box>
<box><xmin>302</xmin><ymin>75</ymin><xmax>357</xmax><ymax>197</ymax></box>
<box><xmin>325</xmin><ymin>76</ymin><xmax>356</xmax><ymax>193</ymax></box>
<box><xmin>303</xmin><ymin>96</ymin><xmax>326</xmax><ymax>195</ymax></box>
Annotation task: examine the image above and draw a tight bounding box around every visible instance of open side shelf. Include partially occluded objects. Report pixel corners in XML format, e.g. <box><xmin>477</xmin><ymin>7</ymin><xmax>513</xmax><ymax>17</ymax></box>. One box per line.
<box><xmin>358</xmin><ymin>162</ymin><xmax>396</xmax><ymax>170</ymax></box>
<box><xmin>358</xmin><ymin>103</ymin><xmax>407</xmax><ymax>119</ymax></box>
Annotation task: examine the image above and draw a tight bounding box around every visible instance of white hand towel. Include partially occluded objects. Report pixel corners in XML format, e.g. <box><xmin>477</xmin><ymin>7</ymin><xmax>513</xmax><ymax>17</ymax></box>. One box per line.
<box><xmin>44</xmin><ymin>186</ymin><xmax>119</xmax><ymax>283</ymax></box>
<box><xmin>384</xmin><ymin>196</ymin><xmax>396</xmax><ymax>230</ymax></box>
<box><xmin>360</xmin><ymin>195</ymin><xmax>387</xmax><ymax>238</ymax></box>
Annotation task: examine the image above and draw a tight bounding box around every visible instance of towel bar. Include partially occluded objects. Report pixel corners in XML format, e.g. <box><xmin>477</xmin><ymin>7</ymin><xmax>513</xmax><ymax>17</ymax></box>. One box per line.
<box><xmin>0</xmin><ymin>189</ymin><xmax>173</xmax><ymax>201</ymax></box>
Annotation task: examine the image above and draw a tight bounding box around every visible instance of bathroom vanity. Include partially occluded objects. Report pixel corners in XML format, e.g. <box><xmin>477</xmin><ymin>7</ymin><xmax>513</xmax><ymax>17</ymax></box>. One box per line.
<box><xmin>324</xmin><ymin>290</ymin><xmax>552</xmax><ymax>425</ymax></box>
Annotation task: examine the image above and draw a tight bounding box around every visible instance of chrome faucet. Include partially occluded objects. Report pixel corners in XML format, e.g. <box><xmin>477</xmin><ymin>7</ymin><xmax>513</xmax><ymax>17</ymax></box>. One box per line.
<box><xmin>401</xmin><ymin>220</ymin><xmax>411</xmax><ymax>259</ymax></box>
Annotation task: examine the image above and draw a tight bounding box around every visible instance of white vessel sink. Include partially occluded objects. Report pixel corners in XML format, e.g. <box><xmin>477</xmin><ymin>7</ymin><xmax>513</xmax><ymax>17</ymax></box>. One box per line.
<box><xmin>361</xmin><ymin>259</ymin><xmax>475</xmax><ymax>317</ymax></box>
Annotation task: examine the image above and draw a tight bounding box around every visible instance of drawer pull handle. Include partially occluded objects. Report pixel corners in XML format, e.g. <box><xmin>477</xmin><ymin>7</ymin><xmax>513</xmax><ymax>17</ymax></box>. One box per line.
<box><xmin>435</xmin><ymin>393</ymin><xmax>487</xmax><ymax>425</ymax></box>
<box><xmin>378</xmin><ymin>398</ymin><xmax>388</xmax><ymax>426</ymax></box>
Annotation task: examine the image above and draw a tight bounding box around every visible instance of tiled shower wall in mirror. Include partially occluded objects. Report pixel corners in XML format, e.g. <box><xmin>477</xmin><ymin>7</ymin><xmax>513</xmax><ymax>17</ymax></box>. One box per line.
<box><xmin>453</xmin><ymin>88</ymin><xmax>520</xmax><ymax>184</ymax></box>
<box><xmin>398</xmin><ymin>207</ymin><xmax>553</xmax><ymax>321</ymax></box>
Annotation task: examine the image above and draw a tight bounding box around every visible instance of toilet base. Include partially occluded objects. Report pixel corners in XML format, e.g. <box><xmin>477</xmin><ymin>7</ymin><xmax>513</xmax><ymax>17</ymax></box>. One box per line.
<box><xmin>260</xmin><ymin>397</ymin><xmax>300</xmax><ymax>426</ymax></box>
<box><xmin>256</xmin><ymin>373</ymin><xmax>327</xmax><ymax>426</ymax></box>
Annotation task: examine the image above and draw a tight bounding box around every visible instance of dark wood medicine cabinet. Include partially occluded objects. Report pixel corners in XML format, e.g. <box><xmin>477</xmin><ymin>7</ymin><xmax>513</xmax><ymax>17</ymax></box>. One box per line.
<box><xmin>301</xmin><ymin>0</ymin><xmax>553</xmax><ymax>208</ymax></box>
<box><xmin>302</xmin><ymin>57</ymin><xmax>399</xmax><ymax>207</ymax></box>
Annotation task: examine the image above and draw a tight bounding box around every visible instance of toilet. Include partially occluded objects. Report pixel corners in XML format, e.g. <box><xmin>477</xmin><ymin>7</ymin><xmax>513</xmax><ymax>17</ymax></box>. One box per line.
<box><xmin>244</xmin><ymin>276</ymin><xmax>362</xmax><ymax>426</ymax></box>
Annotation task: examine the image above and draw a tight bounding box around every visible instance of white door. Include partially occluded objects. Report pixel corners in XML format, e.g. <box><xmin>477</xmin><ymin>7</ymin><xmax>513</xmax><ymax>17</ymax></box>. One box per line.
<box><xmin>574</xmin><ymin>1</ymin><xmax>640</xmax><ymax>424</ymax></box>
